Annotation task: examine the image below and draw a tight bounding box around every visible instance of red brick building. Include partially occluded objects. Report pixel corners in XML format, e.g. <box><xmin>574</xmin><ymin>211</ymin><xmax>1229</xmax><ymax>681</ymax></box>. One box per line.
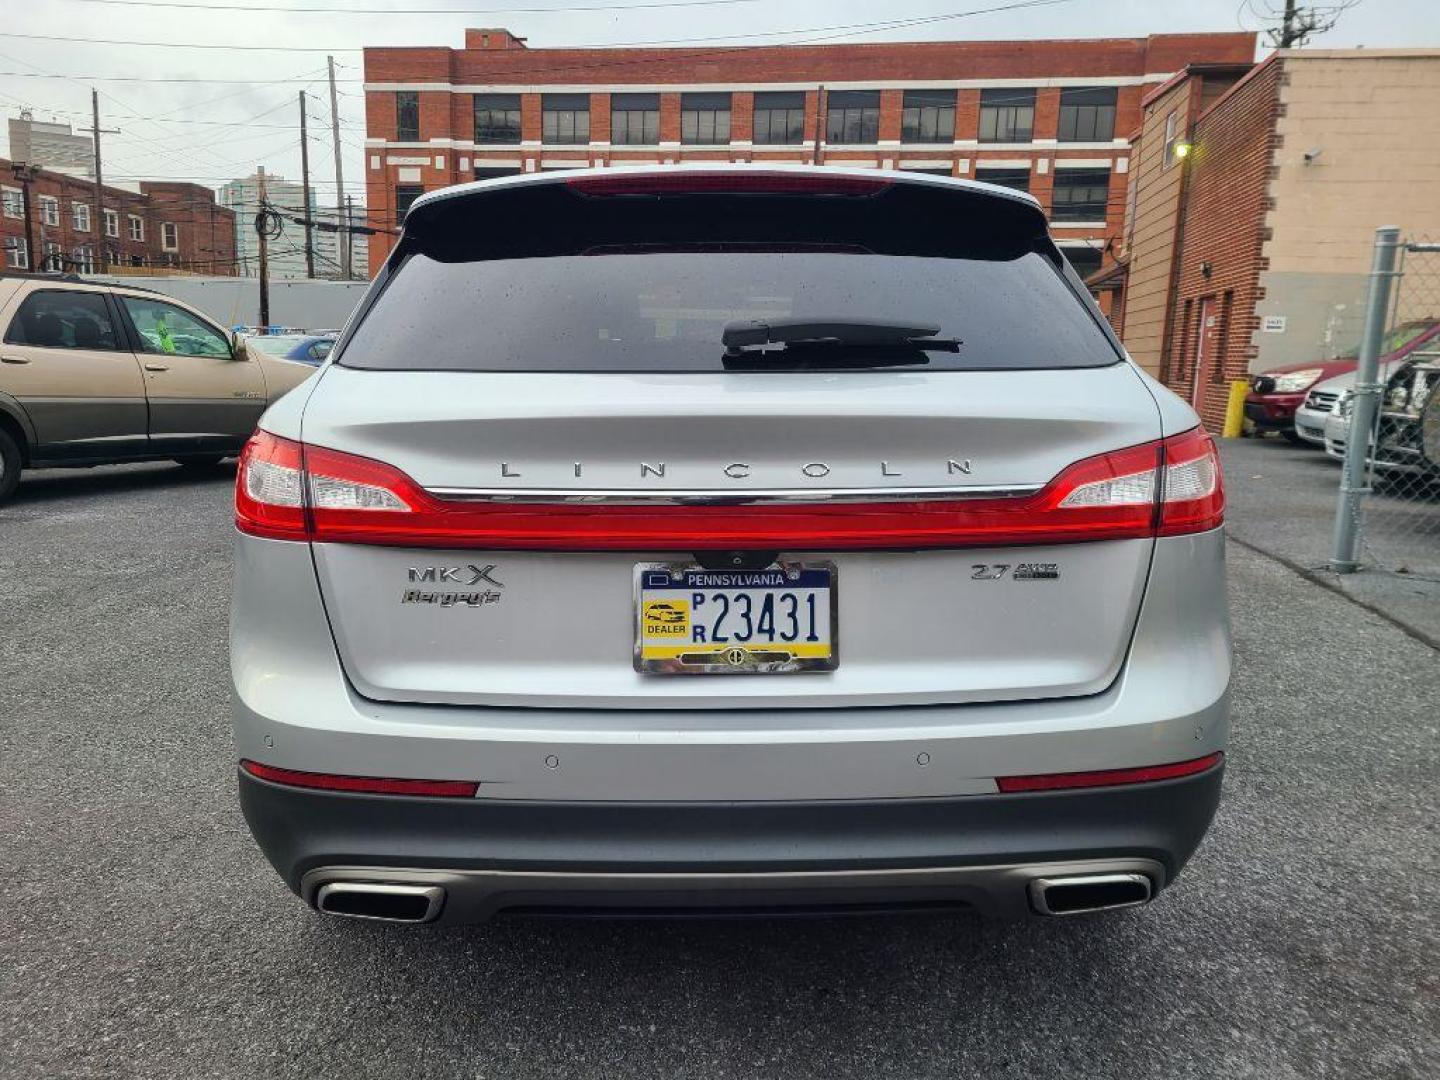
<box><xmin>1</xmin><ymin>160</ymin><xmax>237</xmax><ymax>276</ymax></box>
<box><xmin>362</xmin><ymin>28</ymin><xmax>1256</xmax><ymax>276</ymax></box>
<box><xmin>1156</xmin><ymin>59</ymin><xmax>1281</xmax><ymax>431</ymax></box>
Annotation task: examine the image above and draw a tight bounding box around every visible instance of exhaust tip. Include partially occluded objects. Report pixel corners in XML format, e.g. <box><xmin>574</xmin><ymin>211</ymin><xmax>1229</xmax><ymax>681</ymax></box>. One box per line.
<box><xmin>314</xmin><ymin>882</ymin><xmax>445</xmax><ymax>923</ymax></box>
<box><xmin>1029</xmin><ymin>873</ymin><xmax>1152</xmax><ymax>916</ymax></box>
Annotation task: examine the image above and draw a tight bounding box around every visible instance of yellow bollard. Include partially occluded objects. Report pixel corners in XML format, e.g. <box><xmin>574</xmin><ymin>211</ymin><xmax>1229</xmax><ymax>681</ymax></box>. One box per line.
<box><xmin>1221</xmin><ymin>379</ymin><xmax>1248</xmax><ymax>438</ymax></box>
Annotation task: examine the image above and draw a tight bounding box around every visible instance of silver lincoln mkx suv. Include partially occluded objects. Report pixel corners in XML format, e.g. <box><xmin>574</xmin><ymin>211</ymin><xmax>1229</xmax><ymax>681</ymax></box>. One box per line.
<box><xmin>232</xmin><ymin>167</ymin><xmax>1229</xmax><ymax>924</ymax></box>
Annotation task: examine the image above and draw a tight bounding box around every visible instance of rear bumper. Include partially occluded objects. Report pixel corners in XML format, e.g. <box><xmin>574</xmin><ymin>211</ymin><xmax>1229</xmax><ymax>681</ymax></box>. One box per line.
<box><xmin>239</xmin><ymin>762</ymin><xmax>1222</xmax><ymax>920</ymax></box>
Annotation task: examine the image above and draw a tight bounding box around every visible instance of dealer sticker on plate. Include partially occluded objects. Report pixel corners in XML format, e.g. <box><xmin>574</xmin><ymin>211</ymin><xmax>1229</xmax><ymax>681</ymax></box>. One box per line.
<box><xmin>634</xmin><ymin>561</ymin><xmax>838</xmax><ymax>675</ymax></box>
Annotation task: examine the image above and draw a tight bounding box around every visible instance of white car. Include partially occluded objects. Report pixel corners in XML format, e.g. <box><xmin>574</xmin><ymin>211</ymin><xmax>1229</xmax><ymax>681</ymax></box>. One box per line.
<box><xmin>1295</xmin><ymin>373</ymin><xmax>1351</xmax><ymax>446</ymax></box>
<box><xmin>230</xmin><ymin>166</ymin><xmax>1229</xmax><ymax>925</ymax></box>
<box><xmin>1296</xmin><ymin>360</ymin><xmax>1407</xmax><ymax>448</ymax></box>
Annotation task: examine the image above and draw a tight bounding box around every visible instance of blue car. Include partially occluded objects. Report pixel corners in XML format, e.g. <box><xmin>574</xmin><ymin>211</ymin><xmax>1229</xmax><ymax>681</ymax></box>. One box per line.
<box><xmin>247</xmin><ymin>334</ymin><xmax>335</xmax><ymax>365</ymax></box>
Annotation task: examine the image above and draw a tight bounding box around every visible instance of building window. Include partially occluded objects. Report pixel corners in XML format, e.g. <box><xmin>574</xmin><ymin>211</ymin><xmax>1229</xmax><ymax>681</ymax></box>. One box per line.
<box><xmin>71</xmin><ymin>246</ymin><xmax>94</xmax><ymax>274</ymax></box>
<box><xmin>978</xmin><ymin>88</ymin><xmax>1035</xmax><ymax>143</ymax></box>
<box><xmin>473</xmin><ymin>93</ymin><xmax>521</xmax><ymax>144</ymax></box>
<box><xmin>1162</xmin><ymin>111</ymin><xmax>1181</xmax><ymax>169</ymax></box>
<box><xmin>129</xmin><ymin>254</ymin><xmax>144</xmax><ymax>268</ymax></box>
<box><xmin>73</xmin><ymin>202</ymin><xmax>91</xmax><ymax>232</ymax></box>
<box><xmin>3</xmin><ymin>236</ymin><xmax>26</xmax><ymax>269</ymax></box>
<box><xmin>473</xmin><ymin>167</ymin><xmax>522</xmax><ymax>181</ymax></box>
<box><xmin>103</xmin><ymin>208</ymin><xmax>119</xmax><ymax>237</ymax></box>
<box><xmin>128</xmin><ymin>214</ymin><xmax>144</xmax><ymax>242</ymax></box>
<box><xmin>1</xmin><ymin>187</ymin><xmax>21</xmax><ymax>219</ymax></box>
<box><xmin>1062</xmin><ymin>247</ymin><xmax>1103</xmax><ymax>279</ymax></box>
<box><xmin>542</xmin><ymin>94</ymin><xmax>590</xmax><ymax>145</ymax></box>
<box><xmin>1058</xmin><ymin>87</ymin><xmax>1117</xmax><ymax>142</ymax></box>
<box><xmin>1051</xmin><ymin>168</ymin><xmax>1111</xmax><ymax>222</ymax></box>
<box><xmin>396</xmin><ymin>91</ymin><xmax>420</xmax><ymax>141</ymax></box>
<box><xmin>43</xmin><ymin>241</ymin><xmax>62</xmax><ymax>271</ymax></box>
<box><xmin>974</xmin><ymin>166</ymin><xmax>1030</xmax><ymax>192</ymax></box>
<box><xmin>394</xmin><ymin>183</ymin><xmax>424</xmax><ymax>221</ymax></box>
<box><xmin>826</xmin><ymin>90</ymin><xmax>880</xmax><ymax>145</ymax></box>
<box><xmin>901</xmin><ymin>90</ymin><xmax>956</xmax><ymax>143</ymax></box>
<box><xmin>900</xmin><ymin>166</ymin><xmax>953</xmax><ymax>176</ymax></box>
<box><xmin>752</xmin><ymin>91</ymin><xmax>805</xmax><ymax>145</ymax></box>
<box><xmin>681</xmin><ymin>92</ymin><xmax>731</xmax><ymax>145</ymax></box>
<box><xmin>161</xmin><ymin>222</ymin><xmax>179</xmax><ymax>251</ymax></box>
<box><xmin>39</xmin><ymin>195</ymin><xmax>60</xmax><ymax>227</ymax></box>
<box><xmin>611</xmin><ymin>93</ymin><xmax>660</xmax><ymax>146</ymax></box>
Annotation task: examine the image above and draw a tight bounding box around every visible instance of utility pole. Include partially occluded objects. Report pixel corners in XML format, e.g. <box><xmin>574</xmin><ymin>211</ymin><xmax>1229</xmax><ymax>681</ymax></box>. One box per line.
<box><xmin>92</xmin><ymin>89</ymin><xmax>106</xmax><ymax>275</ymax></box>
<box><xmin>344</xmin><ymin>194</ymin><xmax>355</xmax><ymax>280</ymax></box>
<box><xmin>256</xmin><ymin>166</ymin><xmax>270</xmax><ymax>329</ymax></box>
<box><xmin>1268</xmin><ymin>0</ymin><xmax>1345</xmax><ymax>49</ymax></box>
<box><xmin>327</xmin><ymin>55</ymin><xmax>348</xmax><ymax>279</ymax></box>
<box><xmin>299</xmin><ymin>90</ymin><xmax>315</xmax><ymax>279</ymax></box>
<box><xmin>87</xmin><ymin>91</ymin><xmax>121</xmax><ymax>276</ymax></box>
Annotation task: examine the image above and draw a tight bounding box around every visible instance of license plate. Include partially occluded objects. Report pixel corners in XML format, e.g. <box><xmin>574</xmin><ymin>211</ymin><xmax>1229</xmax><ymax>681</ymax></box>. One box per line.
<box><xmin>634</xmin><ymin>561</ymin><xmax>837</xmax><ymax>675</ymax></box>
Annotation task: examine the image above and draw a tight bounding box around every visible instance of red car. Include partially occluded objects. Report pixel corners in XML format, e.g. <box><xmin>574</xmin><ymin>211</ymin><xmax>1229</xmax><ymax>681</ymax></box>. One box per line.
<box><xmin>1246</xmin><ymin>320</ymin><xmax>1440</xmax><ymax>443</ymax></box>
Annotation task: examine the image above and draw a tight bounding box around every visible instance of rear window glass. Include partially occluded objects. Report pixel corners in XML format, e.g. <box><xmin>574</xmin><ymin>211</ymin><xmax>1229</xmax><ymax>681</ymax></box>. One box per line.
<box><xmin>340</xmin><ymin>182</ymin><xmax>1120</xmax><ymax>373</ymax></box>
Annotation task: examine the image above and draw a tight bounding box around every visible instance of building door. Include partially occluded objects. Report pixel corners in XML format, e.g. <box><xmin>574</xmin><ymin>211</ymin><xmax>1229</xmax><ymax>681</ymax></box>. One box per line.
<box><xmin>1190</xmin><ymin>296</ymin><xmax>1218</xmax><ymax>409</ymax></box>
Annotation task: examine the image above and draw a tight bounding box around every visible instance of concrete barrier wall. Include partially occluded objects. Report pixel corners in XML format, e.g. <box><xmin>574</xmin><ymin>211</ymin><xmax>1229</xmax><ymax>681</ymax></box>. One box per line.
<box><xmin>89</xmin><ymin>275</ymin><xmax>369</xmax><ymax>331</ymax></box>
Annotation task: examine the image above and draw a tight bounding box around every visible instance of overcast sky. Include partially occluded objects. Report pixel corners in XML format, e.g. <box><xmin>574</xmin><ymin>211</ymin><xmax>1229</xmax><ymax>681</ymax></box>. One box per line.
<box><xmin>2</xmin><ymin>0</ymin><xmax>1436</xmax><ymax>214</ymax></box>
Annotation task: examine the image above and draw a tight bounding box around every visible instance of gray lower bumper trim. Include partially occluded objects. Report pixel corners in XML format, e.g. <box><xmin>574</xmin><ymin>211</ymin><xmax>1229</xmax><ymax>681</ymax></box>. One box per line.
<box><xmin>301</xmin><ymin>858</ymin><xmax>1167</xmax><ymax>923</ymax></box>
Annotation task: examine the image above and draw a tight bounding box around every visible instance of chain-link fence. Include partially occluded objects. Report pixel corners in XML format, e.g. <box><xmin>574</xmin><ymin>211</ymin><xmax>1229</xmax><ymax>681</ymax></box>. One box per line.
<box><xmin>1330</xmin><ymin>230</ymin><xmax>1440</xmax><ymax>580</ymax></box>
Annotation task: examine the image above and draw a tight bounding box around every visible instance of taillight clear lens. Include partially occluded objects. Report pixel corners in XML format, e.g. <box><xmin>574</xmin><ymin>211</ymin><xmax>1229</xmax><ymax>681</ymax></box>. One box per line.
<box><xmin>243</xmin><ymin>455</ymin><xmax>303</xmax><ymax>508</ymax></box>
<box><xmin>1058</xmin><ymin>469</ymin><xmax>1156</xmax><ymax>508</ymax></box>
<box><xmin>309</xmin><ymin>473</ymin><xmax>410</xmax><ymax>512</ymax></box>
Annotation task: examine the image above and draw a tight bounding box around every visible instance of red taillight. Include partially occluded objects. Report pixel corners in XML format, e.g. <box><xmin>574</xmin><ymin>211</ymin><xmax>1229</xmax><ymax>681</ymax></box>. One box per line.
<box><xmin>235</xmin><ymin>426</ymin><xmax>1224</xmax><ymax>550</ymax></box>
<box><xmin>1157</xmin><ymin>426</ymin><xmax>1225</xmax><ymax>536</ymax></box>
<box><xmin>566</xmin><ymin>172</ymin><xmax>892</xmax><ymax>198</ymax></box>
<box><xmin>240</xmin><ymin>759</ymin><xmax>478</xmax><ymax>798</ymax></box>
<box><xmin>234</xmin><ymin>430</ymin><xmax>307</xmax><ymax>541</ymax></box>
<box><xmin>995</xmin><ymin>752</ymin><xmax>1224</xmax><ymax>793</ymax></box>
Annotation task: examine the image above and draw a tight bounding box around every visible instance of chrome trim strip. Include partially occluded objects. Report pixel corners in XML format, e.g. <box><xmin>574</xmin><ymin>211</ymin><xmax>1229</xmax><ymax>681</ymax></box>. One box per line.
<box><xmin>425</xmin><ymin>483</ymin><xmax>1043</xmax><ymax>505</ymax></box>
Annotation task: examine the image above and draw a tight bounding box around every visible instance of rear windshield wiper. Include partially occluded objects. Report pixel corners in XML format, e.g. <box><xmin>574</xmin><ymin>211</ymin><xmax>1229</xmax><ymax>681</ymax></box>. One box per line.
<box><xmin>721</xmin><ymin>318</ymin><xmax>961</xmax><ymax>370</ymax></box>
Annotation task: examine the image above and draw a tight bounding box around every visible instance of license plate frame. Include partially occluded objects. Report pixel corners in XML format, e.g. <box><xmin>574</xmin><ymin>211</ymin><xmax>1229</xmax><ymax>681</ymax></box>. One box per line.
<box><xmin>633</xmin><ymin>559</ymin><xmax>838</xmax><ymax>675</ymax></box>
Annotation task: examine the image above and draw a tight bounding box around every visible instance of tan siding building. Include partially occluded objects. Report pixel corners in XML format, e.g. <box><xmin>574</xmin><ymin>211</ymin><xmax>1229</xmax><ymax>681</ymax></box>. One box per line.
<box><xmin>1255</xmin><ymin>51</ymin><xmax>1440</xmax><ymax>367</ymax></box>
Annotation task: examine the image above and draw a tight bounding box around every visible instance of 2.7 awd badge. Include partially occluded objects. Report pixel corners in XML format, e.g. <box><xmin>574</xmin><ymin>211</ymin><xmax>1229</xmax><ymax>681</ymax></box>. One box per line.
<box><xmin>402</xmin><ymin>564</ymin><xmax>505</xmax><ymax>607</ymax></box>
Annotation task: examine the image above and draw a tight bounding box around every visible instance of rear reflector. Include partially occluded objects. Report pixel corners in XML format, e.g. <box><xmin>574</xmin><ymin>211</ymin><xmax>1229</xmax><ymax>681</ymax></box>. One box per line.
<box><xmin>567</xmin><ymin>173</ymin><xmax>892</xmax><ymax>198</ymax></box>
<box><xmin>995</xmin><ymin>752</ymin><xmax>1224</xmax><ymax>793</ymax></box>
<box><xmin>240</xmin><ymin>759</ymin><xmax>478</xmax><ymax>798</ymax></box>
<box><xmin>236</xmin><ymin>427</ymin><xmax>1223</xmax><ymax>550</ymax></box>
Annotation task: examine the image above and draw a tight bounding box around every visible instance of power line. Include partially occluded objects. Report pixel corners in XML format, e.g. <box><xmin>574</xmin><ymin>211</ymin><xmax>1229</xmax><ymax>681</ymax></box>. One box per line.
<box><xmin>0</xmin><ymin>69</ymin><xmax>359</xmax><ymax>84</ymax></box>
<box><xmin>45</xmin><ymin>0</ymin><xmax>761</xmax><ymax>14</ymax></box>
<box><xmin>0</xmin><ymin>31</ymin><xmax>361</xmax><ymax>52</ymax></box>
<box><xmin>2</xmin><ymin>1</ymin><xmax>1077</xmax><ymax>59</ymax></box>
<box><xmin>0</xmin><ymin>0</ymin><xmax>1081</xmax><ymax>81</ymax></box>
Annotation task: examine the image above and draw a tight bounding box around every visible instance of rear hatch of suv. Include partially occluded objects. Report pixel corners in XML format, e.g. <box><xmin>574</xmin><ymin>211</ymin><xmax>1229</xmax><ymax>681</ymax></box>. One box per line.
<box><xmin>248</xmin><ymin>170</ymin><xmax>1216</xmax><ymax>709</ymax></box>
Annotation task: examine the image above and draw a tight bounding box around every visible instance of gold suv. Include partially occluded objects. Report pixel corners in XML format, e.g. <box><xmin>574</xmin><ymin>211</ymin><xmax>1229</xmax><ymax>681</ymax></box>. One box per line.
<box><xmin>0</xmin><ymin>274</ymin><xmax>315</xmax><ymax>502</ymax></box>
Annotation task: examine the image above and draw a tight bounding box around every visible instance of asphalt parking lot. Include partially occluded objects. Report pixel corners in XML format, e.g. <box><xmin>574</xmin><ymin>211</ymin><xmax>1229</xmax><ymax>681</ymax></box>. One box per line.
<box><xmin>2</xmin><ymin>459</ymin><xmax>1437</xmax><ymax>1079</ymax></box>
